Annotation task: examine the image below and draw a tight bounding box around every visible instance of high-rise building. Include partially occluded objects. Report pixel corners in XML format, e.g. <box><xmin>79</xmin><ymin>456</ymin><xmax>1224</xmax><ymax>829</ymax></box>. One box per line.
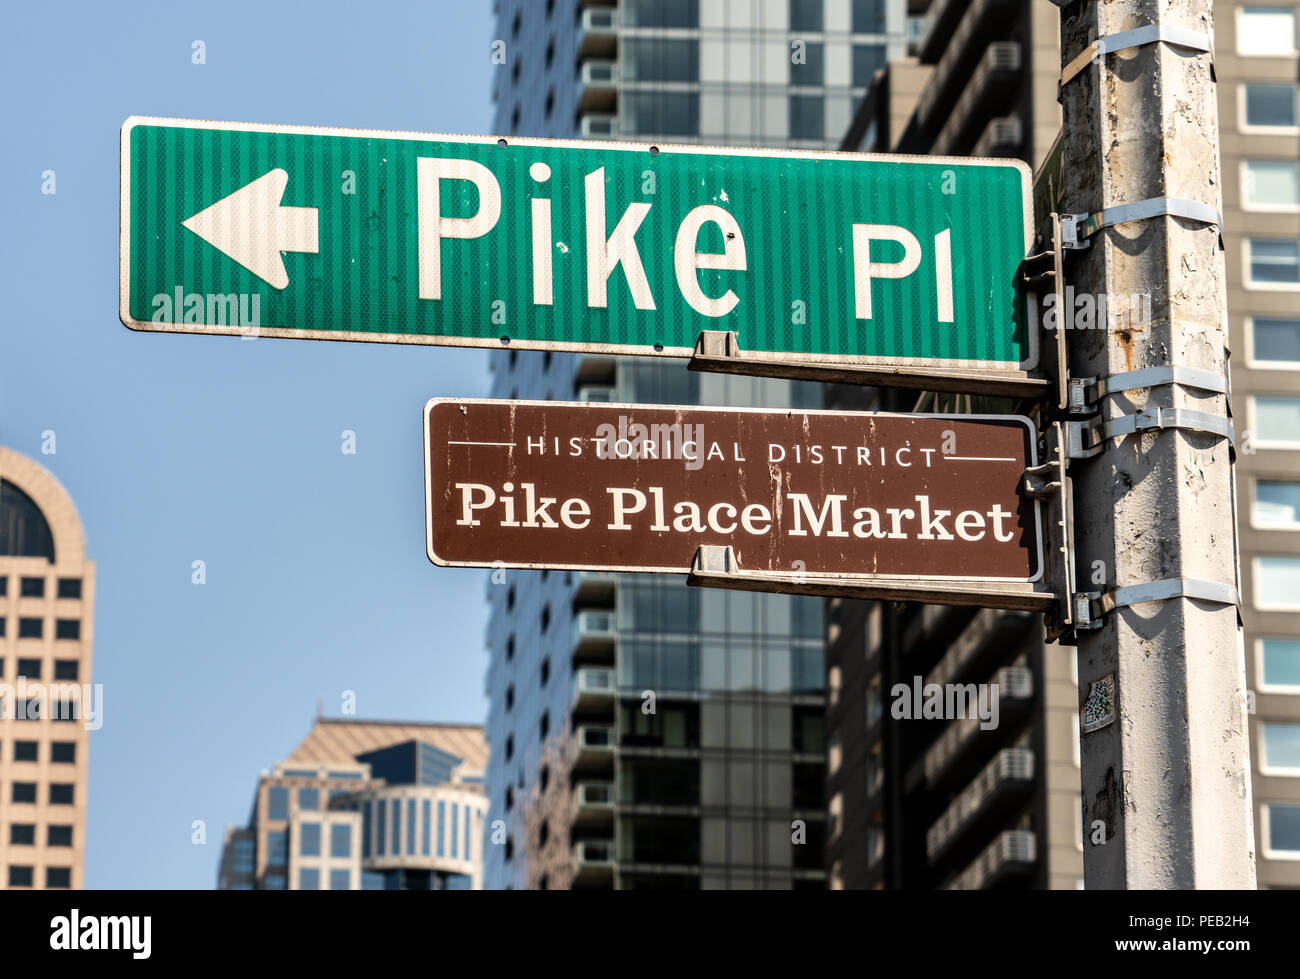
<box><xmin>482</xmin><ymin>0</ymin><xmax>909</xmax><ymax>888</ymax></box>
<box><xmin>218</xmin><ymin>719</ymin><xmax>488</xmax><ymax>890</ymax></box>
<box><xmin>0</xmin><ymin>446</ymin><xmax>96</xmax><ymax>890</ymax></box>
<box><xmin>829</xmin><ymin>0</ymin><xmax>1300</xmax><ymax>888</ymax></box>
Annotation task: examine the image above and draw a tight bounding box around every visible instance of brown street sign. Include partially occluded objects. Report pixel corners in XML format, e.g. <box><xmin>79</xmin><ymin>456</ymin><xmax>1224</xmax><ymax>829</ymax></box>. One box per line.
<box><xmin>425</xmin><ymin>400</ymin><xmax>1042</xmax><ymax>585</ymax></box>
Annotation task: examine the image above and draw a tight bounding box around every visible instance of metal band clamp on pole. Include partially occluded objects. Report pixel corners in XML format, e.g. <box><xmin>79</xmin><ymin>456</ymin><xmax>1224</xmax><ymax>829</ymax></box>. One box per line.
<box><xmin>1076</xmin><ymin>577</ymin><xmax>1239</xmax><ymax>628</ymax></box>
<box><xmin>1061</xmin><ymin>24</ymin><xmax>1213</xmax><ymax>86</ymax></box>
<box><xmin>1060</xmin><ymin>197</ymin><xmax>1221</xmax><ymax>248</ymax></box>
<box><xmin>1069</xmin><ymin>365</ymin><xmax>1229</xmax><ymax>411</ymax></box>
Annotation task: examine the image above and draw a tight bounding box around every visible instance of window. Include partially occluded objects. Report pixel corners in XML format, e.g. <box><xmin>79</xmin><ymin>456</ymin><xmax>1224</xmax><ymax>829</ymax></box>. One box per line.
<box><xmin>21</xmin><ymin>696</ymin><xmax>40</xmax><ymax>720</ymax></box>
<box><xmin>540</xmin><ymin>711</ymin><xmax>550</xmax><ymax>738</ymax></box>
<box><xmin>622</xmin><ymin>0</ymin><xmax>698</xmax><ymax>28</ymax></box>
<box><xmin>8</xmin><ymin>866</ymin><xmax>33</xmax><ymax>887</ymax></box>
<box><xmin>265</xmin><ymin>829</ymin><xmax>288</xmax><ymax>865</ymax></box>
<box><xmin>505</xmin><ymin>684</ymin><xmax>514</xmax><ymax>711</ymax></box>
<box><xmin>56</xmin><ymin>578</ymin><xmax>81</xmax><ymax>599</ymax></box>
<box><xmin>377</xmin><ymin>799</ymin><xmax>386</xmax><ymax>855</ymax></box>
<box><xmin>263</xmin><ymin>872</ymin><xmax>287</xmax><ymax>889</ymax></box>
<box><xmin>1255</xmin><ymin>480</ymin><xmax>1300</xmax><ymax>527</ymax></box>
<box><xmin>299</xmin><ymin>822</ymin><xmax>321</xmax><ymax>856</ymax></box>
<box><xmin>46</xmin><ymin>867</ymin><xmax>71</xmax><ymax>888</ymax></box>
<box><xmin>1246</xmin><ymin>239</ymin><xmax>1300</xmax><ymax>286</ymax></box>
<box><xmin>9</xmin><ymin>825</ymin><xmax>35</xmax><ymax>845</ymax></box>
<box><xmin>50</xmin><ymin>784</ymin><xmax>74</xmax><ymax>805</ymax></box>
<box><xmin>18</xmin><ymin>618</ymin><xmax>42</xmax><ymax>639</ymax></box>
<box><xmin>790</xmin><ymin>42</ymin><xmax>823</xmax><ymax>87</ymax></box>
<box><xmin>790</xmin><ymin>95</ymin><xmax>824</xmax><ymax>141</ymax></box>
<box><xmin>438</xmin><ymin>801</ymin><xmax>446</xmax><ymax>856</ymax></box>
<box><xmin>422</xmin><ymin>799</ymin><xmax>431</xmax><ymax>856</ymax></box>
<box><xmin>267</xmin><ymin>786</ymin><xmax>289</xmax><ymax>820</ymax></box>
<box><xmin>16</xmin><ymin>658</ymin><xmax>41</xmax><ymax>679</ymax></box>
<box><xmin>54</xmin><ymin>659</ymin><xmax>78</xmax><ymax>681</ymax></box>
<box><xmin>505</xmin><ymin>636</ymin><xmax>515</xmax><ymax>660</ymax></box>
<box><xmin>1257</xmin><ymin>555</ymin><xmax>1300</xmax><ymax>609</ymax></box>
<box><xmin>53</xmin><ymin>698</ymin><xmax>78</xmax><ymax>723</ymax></box>
<box><xmin>391</xmin><ymin>797</ymin><xmax>401</xmax><ymax>852</ymax></box>
<box><xmin>1265</xmin><ymin>803</ymin><xmax>1300</xmax><ymax>855</ymax></box>
<box><xmin>48</xmin><ymin>825</ymin><xmax>72</xmax><ymax>847</ymax></box>
<box><xmin>13</xmin><ymin>741</ymin><xmax>37</xmax><ymax>762</ymax></box>
<box><xmin>330</xmin><ymin>823</ymin><xmax>351</xmax><ymax>858</ymax></box>
<box><xmin>298</xmin><ymin>787</ymin><xmax>319</xmax><ymax>811</ymax></box>
<box><xmin>0</xmin><ymin>577</ymin><xmax>6</xmax><ymax>596</ymax></box>
<box><xmin>541</xmin><ymin>657</ymin><xmax>550</xmax><ymax>685</ymax></box>
<box><xmin>544</xmin><ymin>38</ymin><xmax>554</xmax><ymax>68</ymax></box>
<box><xmin>51</xmin><ymin>742</ymin><xmax>75</xmax><ymax>763</ymax></box>
<box><xmin>505</xmin><ymin>735</ymin><xmax>513</xmax><ymax>761</ymax></box>
<box><xmin>54</xmin><ymin>619</ymin><xmax>80</xmax><ymax>640</ymax></box>
<box><xmin>1252</xmin><ymin>317</ymin><xmax>1300</xmax><ymax>363</ymax></box>
<box><xmin>19</xmin><ymin>577</ymin><xmax>44</xmax><ymax>598</ymax></box>
<box><xmin>1261</xmin><ymin>638</ymin><xmax>1300</xmax><ymax>690</ymax></box>
<box><xmin>622</xmin><ymin>91</ymin><xmax>698</xmax><ymax>137</ymax></box>
<box><xmin>329</xmin><ymin>869</ymin><xmax>351</xmax><ymax>890</ymax></box>
<box><xmin>1261</xmin><ymin>722</ymin><xmax>1300</xmax><ymax>772</ymax></box>
<box><xmin>1254</xmin><ymin>396</ymin><xmax>1300</xmax><ymax>446</ymax></box>
<box><xmin>407</xmin><ymin>799</ymin><xmax>417</xmax><ymax>855</ymax></box>
<box><xmin>790</xmin><ymin>0</ymin><xmax>823</xmax><ymax>32</ymax></box>
<box><xmin>451</xmin><ymin>803</ymin><xmax>460</xmax><ymax>858</ymax></box>
<box><xmin>11</xmin><ymin>783</ymin><xmax>36</xmax><ymax>803</ymax></box>
<box><xmin>1244</xmin><ymin>83</ymin><xmax>1299</xmax><ymax>129</ymax></box>
<box><xmin>541</xmin><ymin>604</ymin><xmax>551</xmax><ymax>633</ymax></box>
<box><xmin>852</xmin><ymin>43</ymin><xmax>886</xmax><ymax>87</ymax></box>
<box><xmin>1243</xmin><ymin>160</ymin><xmax>1300</xmax><ymax>210</ymax></box>
<box><xmin>298</xmin><ymin>867</ymin><xmax>320</xmax><ymax>890</ymax></box>
<box><xmin>1238</xmin><ymin>7</ymin><xmax>1298</xmax><ymax>56</ymax></box>
<box><xmin>852</xmin><ymin>0</ymin><xmax>886</xmax><ymax>33</ymax></box>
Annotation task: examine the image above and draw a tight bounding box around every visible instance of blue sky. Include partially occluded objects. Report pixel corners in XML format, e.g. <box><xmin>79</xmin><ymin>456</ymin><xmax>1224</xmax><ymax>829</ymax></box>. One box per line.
<box><xmin>0</xmin><ymin>0</ymin><xmax>495</xmax><ymax>888</ymax></box>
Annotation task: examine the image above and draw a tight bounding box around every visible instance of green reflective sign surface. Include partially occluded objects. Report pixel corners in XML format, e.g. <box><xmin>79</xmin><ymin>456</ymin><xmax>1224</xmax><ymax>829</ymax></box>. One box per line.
<box><xmin>121</xmin><ymin>117</ymin><xmax>1033</xmax><ymax>368</ymax></box>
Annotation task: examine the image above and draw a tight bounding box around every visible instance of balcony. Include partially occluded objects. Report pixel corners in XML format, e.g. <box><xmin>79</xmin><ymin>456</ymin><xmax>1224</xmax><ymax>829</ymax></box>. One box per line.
<box><xmin>899</xmin><ymin>0</ymin><xmax>1019</xmax><ymax>152</ymax></box>
<box><xmin>577</xmin><ymin>60</ymin><xmax>618</xmax><ymax>113</ymax></box>
<box><xmin>926</xmin><ymin>748</ymin><xmax>1036</xmax><ymax>862</ymax></box>
<box><xmin>571</xmin><ymin>781</ymin><xmax>615</xmax><ymax>826</ymax></box>
<box><xmin>572</xmin><ymin>610</ymin><xmax>616</xmax><ymax>659</ymax></box>
<box><xmin>573</xmin><ymin>839</ymin><xmax>615</xmax><ymax>881</ymax></box>
<box><xmin>972</xmin><ymin>116</ymin><xmax>1023</xmax><ymax>159</ymax></box>
<box><xmin>573</xmin><ymin>667</ymin><xmax>616</xmax><ymax>711</ymax></box>
<box><xmin>929</xmin><ymin>43</ymin><xmax>1023</xmax><ymax>156</ymax></box>
<box><xmin>576</xmin><ymin>7</ymin><xmax>618</xmax><ymax>60</ymax></box>
<box><xmin>572</xmin><ymin>724</ymin><xmax>615</xmax><ymax>766</ymax></box>
<box><xmin>579</xmin><ymin>114</ymin><xmax>619</xmax><ymax>140</ymax></box>
<box><xmin>926</xmin><ymin>609</ymin><xmax>1034</xmax><ymax>690</ymax></box>
<box><xmin>575</xmin><ymin>354</ymin><xmax>616</xmax><ymax>386</ymax></box>
<box><xmin>574</xmin><ymin>570</ymin><xmax>616</xmax><ymax>610</ymax></box>
<box><xmin>921</xmin><ymin>666</ymin><xmax>1034</xmax><ymax>787</ymax></box>
<box><xmin>944</xmin><ymin>830</ymin><xmax>1037</xmax><ymax>890</ymax></box>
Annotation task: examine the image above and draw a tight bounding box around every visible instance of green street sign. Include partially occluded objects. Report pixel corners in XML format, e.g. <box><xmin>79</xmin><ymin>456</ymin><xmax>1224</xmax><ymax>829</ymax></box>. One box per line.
<box><xmin>120</xmin><ymin>117</ymin><xmax>1033</xmax><ymax>372</ymax></box>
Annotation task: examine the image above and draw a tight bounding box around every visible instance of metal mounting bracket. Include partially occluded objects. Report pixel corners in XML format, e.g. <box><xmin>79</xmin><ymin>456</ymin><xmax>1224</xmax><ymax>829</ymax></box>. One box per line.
<box><xmin>1023</xmin><ymin>421</ymin><xmax>1080</xmax><ymax>643</ymax></box>
<box><xmin>686</xmin><ymin>545</ymin><xmax>1057</xmax><ymax>613</ymax></box>
<box><xmin>1060</xmin><ymin>197</ymin><xmax>1221</xmax><ymax>249</ymax></box>
<box><xmin>687</xmin><ymin>330</ymin><xmax>1051</xmax><ymax>398</ymax></box>
<box><xmin>1067</xmin><ymin>406</ymin><xmax>1235</xmax><ymax>459</ymax></box>
<box><xmin>1067</xmin><ymin>365</ymin><xmax>1229</xmax><ymax>412</ymax></box>
<box><xmin>1061</xmin><ymin>24</ymin><xmax>1213</xmax><ymax>86</ymax></box>
<box><xmin>1074</xmin><ymin>577</ymin><xmax>1239</xmax><ymax>630</ymax></box>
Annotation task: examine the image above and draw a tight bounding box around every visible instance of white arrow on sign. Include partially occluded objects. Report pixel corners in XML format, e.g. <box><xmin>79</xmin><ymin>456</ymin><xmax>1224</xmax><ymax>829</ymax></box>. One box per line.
<box><xmin>181</xmin><ymin>169</ymin><xmax>318</xmax><ymax>290</ymax></box>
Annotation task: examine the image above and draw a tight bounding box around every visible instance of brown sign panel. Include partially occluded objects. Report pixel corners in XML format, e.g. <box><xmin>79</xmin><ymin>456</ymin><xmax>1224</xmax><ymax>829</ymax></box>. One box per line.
<box><xmin>425</xmin><ymin>399</ymin><xmax>1041</xmax><ymax>583</ymax></box>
